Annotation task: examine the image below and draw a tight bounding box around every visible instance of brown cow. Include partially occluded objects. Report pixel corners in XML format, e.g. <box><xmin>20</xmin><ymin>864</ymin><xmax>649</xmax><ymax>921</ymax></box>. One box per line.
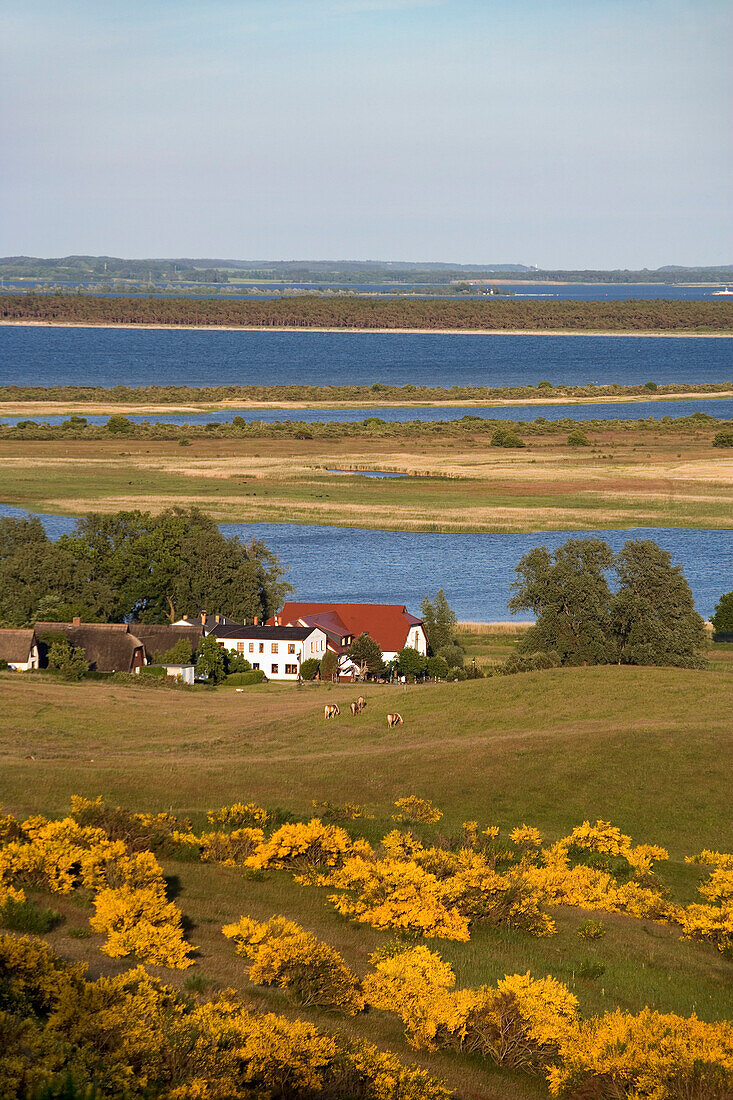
<box><xmin>357</xmin><ymin>695</ymin><xmax>367</xmax><ymax>711</ymax></box>
<box><xmin>386</xmin><ymin>712</ymin><xmax>403</xmax><ymax>728</ymax></box>
<box><xmin>324</xmin><ymin>703</ymin><xmax>340</xmax><ymax>719</ymax></box>
<box><xmin>349</xmin><ymin>701</ymin><xmax>359</xmax><ymax>716</ymax></box>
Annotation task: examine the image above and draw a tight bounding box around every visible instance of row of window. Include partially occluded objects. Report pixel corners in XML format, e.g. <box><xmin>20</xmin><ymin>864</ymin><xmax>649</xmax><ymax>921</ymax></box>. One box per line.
<box><xmin>251</xmin><ymin>663</ymin><xmax>299</xmax><ymax>676</ymax></box>
<box><xmin>235</xmin><ymin>641</ymin><xmax>297</xmax><ymax>655</ymax></box>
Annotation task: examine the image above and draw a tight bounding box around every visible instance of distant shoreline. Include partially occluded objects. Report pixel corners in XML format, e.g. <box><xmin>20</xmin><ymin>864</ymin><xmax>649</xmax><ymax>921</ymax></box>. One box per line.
<box><xmin>1</xmin><ymin>320</ymin><xmax>731</xmax><ymax>338</ymax></box>
<box><xmin>1</xmin><ymin>390</ymin><xmax>731</xmax><ymax>418</ymax></box>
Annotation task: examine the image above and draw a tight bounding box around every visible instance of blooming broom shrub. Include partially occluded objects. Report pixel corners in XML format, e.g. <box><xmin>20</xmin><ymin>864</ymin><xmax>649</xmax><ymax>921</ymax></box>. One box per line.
<box><xmin>246</xmin><ymin>818</ymin><xmax>370</xmax><ymax>876</ymax></box>
<box><xmin>392</xmin><ymin>796</ymin><xmax>443</xmax><ymax>824</ymax></box>
<box><xmin>547</xmin><ymin>1008</ymin><xmax>733</xmax><ymax>1099</ymax></box>
<box><xmin>362</xmin><ymin>945</ymin><xmax>461</xmax><ymax>1049</ymax></box>
<box><xmin>0</xmin><ymin>935</ymin><xmax>452</xmax><ymax>1100</ymax></box>
<box><xmin>70</xmin><ymin>795</ymin><xmax>186</xmax><ymax>853</ymax></box>
<box><xmin>222</xmin><ymin>915</ymin><xmax>364</xmax><ymax>1013</ymax></box>
<box><xmin>206</xmin><ymin>801</ymin><xmax>269</xmax><ymax>828</ymax></box>
<box><xmin>90</xmin><ymin>882</ymin><xmax>195</xmax><ymax>969</ymax></box>
<box><xmin>680</xmin><ymin>849</ymin><xmax>733</xmax><ymax>956</ymax></box>
<box><xmin>327</xmin><ymin>855</ymin><xmax>470</xmax><ymax>940</ymax></box>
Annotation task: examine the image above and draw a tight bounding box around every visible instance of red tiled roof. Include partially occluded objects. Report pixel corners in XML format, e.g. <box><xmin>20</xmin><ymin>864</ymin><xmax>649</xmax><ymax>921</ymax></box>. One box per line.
<box><xmin>273</xmin><ymin>603</ymin><xmax>423</xmax><ymax>654</ymax></box>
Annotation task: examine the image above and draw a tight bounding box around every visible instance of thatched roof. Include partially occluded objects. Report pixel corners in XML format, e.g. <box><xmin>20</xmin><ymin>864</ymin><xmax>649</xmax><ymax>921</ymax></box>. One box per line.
<box><xmin>35</xmin><ymin>622</ymin><xmax>143</xmax><ymax>673</ymax></box>
<box><xmin>0</xmin><ymin>628</ymin><xmax>36</xmax><ymax>663</ymax></box>
<box><xmin>132</xmin><ymin>623</ymin><xmax>203</xmax><ymax>661</ymax></box>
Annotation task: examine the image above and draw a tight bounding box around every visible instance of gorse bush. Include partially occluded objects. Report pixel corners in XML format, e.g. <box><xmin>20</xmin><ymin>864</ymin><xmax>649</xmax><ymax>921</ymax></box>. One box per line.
<box><xmin>223</xmin><ymin>915</ymin><xmax>364</xmax><ymax>1014</ymax></box>
<box><xmin>0</xmin><ymin>897</ymin><xmax>62</xmax><ymax>933</ymax></box>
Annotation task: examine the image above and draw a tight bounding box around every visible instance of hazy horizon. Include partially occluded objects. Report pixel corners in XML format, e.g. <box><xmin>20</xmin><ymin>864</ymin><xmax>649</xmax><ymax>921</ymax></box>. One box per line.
<box><xmin>2</xmin><ymin>1</ymin><xmax>731</xmax><ymax>267</ymax></box>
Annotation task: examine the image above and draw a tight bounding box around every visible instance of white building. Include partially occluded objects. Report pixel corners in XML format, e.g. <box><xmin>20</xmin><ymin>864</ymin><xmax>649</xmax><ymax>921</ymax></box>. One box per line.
<box><xmin>209</xmin><ymin>622</ymin><xmax>328</xmax><ymax>681</ymax></box>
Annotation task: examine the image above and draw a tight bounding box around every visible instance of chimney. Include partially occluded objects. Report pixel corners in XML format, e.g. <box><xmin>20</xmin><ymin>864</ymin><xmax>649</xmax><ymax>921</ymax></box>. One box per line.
<box><xmin>254</xmin><ymin>616</ymin><xmax>259</xmax><ymax>626</ymax></box>
<box><xmin>72</xmin><ymin>616</ymin><xmax>81</xmax><ymax>626</ymax></box>
<box><xmin>200</xmin><ymin>610</ymin><xmax>207</xmax><ymax>625</ymax></box>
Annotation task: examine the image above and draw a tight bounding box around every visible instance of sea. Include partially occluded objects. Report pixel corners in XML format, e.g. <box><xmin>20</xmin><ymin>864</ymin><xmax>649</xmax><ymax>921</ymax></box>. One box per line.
<box><xmin>1</xmin><ymin>505</ymin><xmax>729</xmax><ymax>622</ymax></box>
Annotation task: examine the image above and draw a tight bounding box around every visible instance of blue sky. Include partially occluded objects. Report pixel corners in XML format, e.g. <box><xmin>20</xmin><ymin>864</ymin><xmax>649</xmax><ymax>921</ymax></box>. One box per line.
<box><xmin>1</xmin><ymin>0</ymin><xmax>731</xmax><ymax>266</ymax></box>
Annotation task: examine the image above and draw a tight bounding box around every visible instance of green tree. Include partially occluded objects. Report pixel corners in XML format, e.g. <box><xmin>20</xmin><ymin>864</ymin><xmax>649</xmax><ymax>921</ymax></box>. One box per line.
<box><xmin>612</xmin><ymin>540</ymin><xmax>707</xmax><ymax>668</ymax></box>
<box><xmin>396</xmin><ymin>646</ymin><xmax>427</xmax><ymax>679</ymax></box>
<box><xmin>320</xmin><ymin>650</ymin><xmax>339</xmax><ymax>683</ymax></box>
<box><xmin>420</xmin><ymin>589</ymin><xmax>458</xmax><ymax>653</ymax></box>
<box><xmin>225</xmin><ymin>650</ymin><xmax>252</xmax><ymax>674</ymax></box>
<box><xmin>436</xmin><ymin>643</ymin><xmax>465</xmax><ymax>669</ymax></box>
<box><xmin>711</xmin><ymin>592</ymin><xmax>733</xmax><ymax>634</ymax></box>
<box><xmin>106</xmin><ymin>415</ymin><xmax>133</xmax><ymax>434</ymax></box>
<box><xmin>195</xmin><ymin>636</ymin><xmax>226</xmax><ymax>683</ymax></box>
<box><xmin>47</xmin><ymin>638</ymin><xmax>88</xmax><ymax>681</ymax></box>
<box><xmin>159</xmin><ymin>638</ymin><xmax>196</xmax><ymax>665</ymax></box>
<box><xmin>509</xmin><ymin>538</ymin><xmax>616</xmax><ymax>666</ymax></box>
<box><xmin>299</xmin><ymin>657</ymin><xmax>320</xmax><ymax>681</ymax></box>
<box><xmin>347</xmin><ymin>633</ymin><xmax>383</xmax><ymax>678</ymax></box>
<box><xmin>426</xmin><ymin>655</ymin><xmax>449</xmax><ymax>679</ymax></box>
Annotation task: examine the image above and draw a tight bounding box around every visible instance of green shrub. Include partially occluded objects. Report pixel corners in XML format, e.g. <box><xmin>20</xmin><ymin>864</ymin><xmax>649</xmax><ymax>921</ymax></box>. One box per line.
<box><xmin>577</xmin><ymin>919</ymin><xmax>607</xmax><ymax>940</ymax></box>
<box><xmin>105</xmin><ymin>415</ymin><xmax>133</xmax><ymax>434</ymax></box>
<box><xmin>426</xmin><ymin>655</ymin><xmax>449</xmax><ymax>679</ymax></box>
<box><xmin>300</xmin><ymin>657</ymin><xmax>320</xmax><ymax>681</ymax></box>
<box><xmin>0</xmin><ymin>898</ymin><xmax>62</xmax><ymax>933</ymax></box>
<box><xmin>226</xmin><ymin>669</ymin><xmax>266</xmax><ymax>686</ymax></box>
<box><xmin>225</xmin><ymin>651</ymin><xmax>252</xmax><ymax>674</ymax></box>
<box><xmin>140</xmin><ymin>665</ymin><xmax>166</xmax><ymax>677</ymax></box>
<box><xmin>713</xmin><ymin>430</ymin><xmax>733</xmax><ymax>447</ymax></box>
<box><xmin>567</xmin><ymin>429</ymin><xmax>590</xmax><ymax>447</ymax></box>
<box><xmin>491</xmin><ymin>427</ymin><xmax>525</xmax><ymax>448</ymax></box>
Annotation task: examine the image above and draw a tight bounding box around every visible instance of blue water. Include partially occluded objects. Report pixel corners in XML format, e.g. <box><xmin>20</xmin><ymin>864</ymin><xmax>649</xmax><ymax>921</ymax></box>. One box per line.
<box><xmin>2</xmin><ymin>397</ymin><xmax>732</xmax><ymax>427</ymax></box>
<box><xmin>1</xmin><ymin>327</ymin><xmax>731</xmax><ymax>389</ymax></box>
<box><xmin>3</xmin><ymin>279</ymin><xmax>731</xmax><ymax>300</ymax></box>
<box><xmin>2</xmin><ymin>505</ymin><xmax>728</xmax><ymax>621</ymax></box>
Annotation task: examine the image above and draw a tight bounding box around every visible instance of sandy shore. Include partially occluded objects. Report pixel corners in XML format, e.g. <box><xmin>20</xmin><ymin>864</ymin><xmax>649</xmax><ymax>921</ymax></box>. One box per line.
<box><xmin>0</xmin><ymin>391</ymin><xmax>731</xmax><ymax>417</ymax></box>
<box><xmin>1</xmin><ymin>320</ymin><xmax>731</xmax><ymax>337</ymax></box>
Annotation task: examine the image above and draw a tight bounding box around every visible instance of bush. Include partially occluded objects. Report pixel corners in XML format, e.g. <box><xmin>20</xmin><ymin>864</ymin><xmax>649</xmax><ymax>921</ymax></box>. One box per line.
<box><xmin>320</xmin><ymin>650</ymin><xmax>339</xmax><ymax>682</ymax></box>
<box><xmin>226</xmin><ymin>669</ymin><xmax>266</xmax><ymax>686</ymax></box>
<box><xmin>567</xmin><ymin>429</ymin><xmax>590</xmax><ymax>446</ymax></box>
<box><xmin>395</xmin><ymin>645</ymin><xmax>427</xmax><ymax>679</ymax></box>
<box><xmin>225</xmin><ymin>650</ymin><xmax>252</xmax><ymax>674</ymax></box>
<box><xmin>436</xmin><ymin>642</ymin><xmax>465</xmax><ymax>669</ymax></box>
<box><xmin>299</xmin><ymin>657</ymin><xmax>320</xmax><ymax>680</ymax></box>
<box><xmin>140</xmin><ymin>665</ymin><xmax>166</xmax><ymax>677</ymax></box>
<box><xmin>426</xmin><ymin>655</ymin><xmax>449</xmax><ymax>679</ymax></box>
<box><xmin>713</xmin><ymin>430</ymin><xmax>733</xmax><ymax>447</ymax></box>
<box><xmin>491</xmin><ymin>427</ymin><xmax>525</xmax><ymax>448</ymax></box>
<box><xmin>105</xmin><ymin>415</ymin><xmax>133</xmax><ymax>434</ymax></box>
<box><xmin>0</xmin><ymin>898</ymin><xmax>62</xmax><ymax>933</ymax></box>
<box><xmin>497</xmin><ymin>650</ymin><xmax>561</xmax><ymax>675</ymax></box>
<box><xmin>446</xmin><ymin>666</ymin><xmax>467</xmax><ymax>681</ymax></box>
<box><xmin>47</xmin><ymin>638</ymin><xmax>88</xmax><ymax>681</ymax></box>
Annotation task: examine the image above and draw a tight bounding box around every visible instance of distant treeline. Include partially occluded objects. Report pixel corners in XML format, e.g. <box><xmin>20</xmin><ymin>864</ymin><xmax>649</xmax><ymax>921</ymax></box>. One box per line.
<box><xmin>1</xmin><ymin>381</ymin><xmax>731</xmax><ymax>404</ymax></box>
<box><xmin>2</xmin><ymin>294</ymin><xmax>732</xmax><ymax>332</ymax></box>
<box><xmin>3</xmin><ymin>412</ymin><xmax>728</xmax><ymax>443</ymax></box>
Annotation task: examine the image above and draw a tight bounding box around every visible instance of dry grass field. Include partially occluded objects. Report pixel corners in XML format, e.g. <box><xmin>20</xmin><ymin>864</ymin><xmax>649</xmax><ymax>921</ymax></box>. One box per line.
<box><xmin>1</xmin><ymin>663</ymin><xmax>731</xmax><ymax>1098</ymax></box>
<box><xmin>1</xmin><ymin>425</ymin><xmax>731</xmax><ymax>532</ymax></box>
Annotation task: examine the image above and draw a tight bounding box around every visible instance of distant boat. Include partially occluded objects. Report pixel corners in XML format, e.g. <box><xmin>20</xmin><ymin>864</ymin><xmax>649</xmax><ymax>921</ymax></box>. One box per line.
<box><xmin>712</xmin><ymin>287</ymin><xmax>733</xmax><ymax>295</ymax></box>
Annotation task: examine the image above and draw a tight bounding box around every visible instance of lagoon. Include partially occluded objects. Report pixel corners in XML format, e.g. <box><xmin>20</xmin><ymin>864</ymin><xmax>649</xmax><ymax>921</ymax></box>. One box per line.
<box><xmin>2</xmin><ymin>505</ymin><xmax>728</xmax><ymax>622</ymax></box>
<box><xmin>1</xmin><ymin>327</ymin><xmax>731</xmax><ymax>390</ymax></box>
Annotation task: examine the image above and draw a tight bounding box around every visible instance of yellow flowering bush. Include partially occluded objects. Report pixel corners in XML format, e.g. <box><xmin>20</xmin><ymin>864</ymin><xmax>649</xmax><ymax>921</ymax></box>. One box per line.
<box><xmin>194</xmin><ymin>828</ymin><xmax>265</xmax><ymax>866</ymax></box>
<box><xmin>246</xmin><ymin>818</ymin><xmax>364</xmax><ymax>874</ymax></box>
<box><xmin>0</xmin><ymin>934</ymin><xmax>452</xmax><ymax>1099</ymax></box>
<box><xmin>363</xmin><ymin>945</ymin><xmax>461</xmax><ymax>1048</ymax></box>
<box><xmin>90</xmin><ymin>882</ymin><xmax>195</xmax><ymax>969</ymax></box>
<box><xmin>679</xmin><ymin>850</ymin><xmax>733</xmax><ymax>956</ymax></box>
<box><xmin>392</xmin><ymin>796</ymin><xmax>443</xmax><ymax>824</ymax></box>
<box><xmin>511</xmin><ymin>825</ymin><xmax>543</xmax><ymax>848</ymax></box>
<box><xmin>206</xmin><ymin>801</ymin><xmax>268</xmax><ymax>828</ymax></box>
<box><xmin>222</xmin><ymin>914</ymin><xmax>364</xmax><ymax>1013</ymax></box>
<box><xmin>328</xmin><ymin>855</ymin><xmax>470</xmax><ymax>940</ymax></box>
<box><xmin>0</xmin><ymin>817</ymin><xmax>111</xmax><ymax>894</ymax></box>
<box><xmin>548</xmin><ymin>1007</ymin><xmax>733</xmax><ymax>1098</ymax></box>
<box><xmin>312</xmin><ymin>799</ymin><xmax>368</xmax><ymax>821</ymax></box>
<box><xmin>70</xmin><ymin>794</ymin><xmax>185</xmax><ymax>852</ymax></box>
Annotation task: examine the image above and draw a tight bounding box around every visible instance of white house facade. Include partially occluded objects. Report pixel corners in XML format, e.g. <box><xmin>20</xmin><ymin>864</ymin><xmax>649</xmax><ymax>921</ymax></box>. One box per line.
<box><xmin>209</xmin><ymin>623</ymin><xmax>328</xmax><ymax>681</ymax></box>
<box><xmin>0</xmin><ymin>629</ymin><xmax>40</xmax><ymax>671</ymax></box>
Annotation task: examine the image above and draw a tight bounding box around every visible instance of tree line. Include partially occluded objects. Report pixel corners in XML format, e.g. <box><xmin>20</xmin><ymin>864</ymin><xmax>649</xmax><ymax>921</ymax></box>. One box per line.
<box><xmin>0</xmin><ymin>508</ymin><xmax>291</xmax><ymax>627</ymax></box>
<box><xmin>2</xmin><ymin>293</ymin><xmax>732</xmax><ymax>332</ymax></box>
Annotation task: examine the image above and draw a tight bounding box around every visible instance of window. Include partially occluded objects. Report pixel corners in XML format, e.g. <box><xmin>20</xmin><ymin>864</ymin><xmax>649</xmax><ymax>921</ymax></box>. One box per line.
<box><xmin>249</xmin><ymin>642</ymin><xmax>254</xmax><ymax>653</ymax></box>
<box><xmin>271</xmin><ymin>664</ymin><xmax>278</xmax><ymax>675</ymax></box>
<box><xmin>285</xmin><ymin>664</ymin><xmax>297</xmax><ymax>675</ymax></box>
<box><xmin>271</xmin><ymin>643</ymin><xmax>278</xmax><ymax>654</ymax></box>
<box><xmin>259</xmin><ymin>643</ymin><xmax>264</xmax><ymax>653</ymax></box>
<box><xmin>252</xmin><ymin>662</ymin><xmax>260</xmax><ymax>671</ymax></box>
<box><xmin>288</xmin><ymin>643</ymin><xmax>296</xmax><ymax>654</ymax></box>
<box><xmin>236</xmin><ymin>642</ymin><xmax>245</xmax><ymax>653</ymax></box>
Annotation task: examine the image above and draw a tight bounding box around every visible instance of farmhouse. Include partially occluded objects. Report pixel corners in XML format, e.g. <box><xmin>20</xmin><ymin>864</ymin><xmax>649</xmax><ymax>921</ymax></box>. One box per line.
<box><xmin>208</xmin><ymin>621</ymin><xmax>328</xmax><ymax>680</ymax></box>
<box><xmin>271</xmin><ymin>602</ymin><xmax>428</xmax><ymax>676</ymax></box>
<box><xmin>0</xmin><ymin>628</ymin><xmax>40</xmax><ymax>671</ymax></box>
<box><xmin>132</xmin><ymin>623</ymin><xmax>203</xmax><ymax>663</ymax></box>
<box><xmin>35</xmin><ymin>620</ymin><xmax>145</xmax><ymax>674</ymax></box>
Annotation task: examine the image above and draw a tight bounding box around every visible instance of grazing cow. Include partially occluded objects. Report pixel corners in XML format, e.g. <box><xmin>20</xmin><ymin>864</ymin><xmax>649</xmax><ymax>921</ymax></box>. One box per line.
<box><xmin>357</xmin><ymin>695</ymin><xmax>367</xmax><ymax>711</ymax></box>
<box><xmin>324</xmin><ymin>703</ymin><xmax>340</xmax><ymax>719</ymax></box>
<box><xmin>386</xmin><ymin>712</ymin><xmax>403</xmax><ymax>728</ymax></box>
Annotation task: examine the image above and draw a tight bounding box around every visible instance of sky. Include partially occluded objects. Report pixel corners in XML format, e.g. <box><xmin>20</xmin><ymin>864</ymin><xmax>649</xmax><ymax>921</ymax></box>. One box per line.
<box><xmin>1</xmin><ymin>0</ymin><xmax>731</xmax><ymax>267</ymax></box>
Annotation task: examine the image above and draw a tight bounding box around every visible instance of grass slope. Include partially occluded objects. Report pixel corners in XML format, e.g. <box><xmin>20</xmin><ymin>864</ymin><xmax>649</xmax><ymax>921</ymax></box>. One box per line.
<box><xmin>1</xmin><ymin>666</ymin><xmax>731</xmax><ymax>1098</ymax></box>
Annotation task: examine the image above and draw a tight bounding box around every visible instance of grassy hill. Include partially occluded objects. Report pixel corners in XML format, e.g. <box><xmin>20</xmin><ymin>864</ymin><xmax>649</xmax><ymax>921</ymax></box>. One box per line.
<box><xmin>1</xmin><ymin>665</ymin><xmax>731</xmax><ymax>1098</ymax></box>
